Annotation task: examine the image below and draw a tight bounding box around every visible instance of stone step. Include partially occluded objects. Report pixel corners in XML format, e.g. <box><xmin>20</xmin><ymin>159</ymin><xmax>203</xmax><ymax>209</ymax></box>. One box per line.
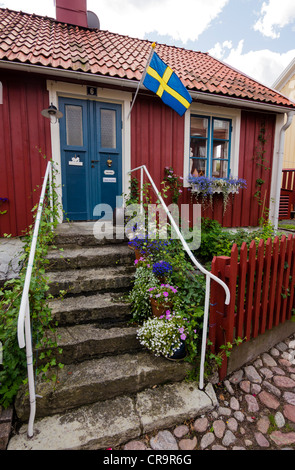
<box><xmin>46</xmin><ymin>244</ymin><xmax>135</xmax><ymax>271</ymax></box>
<box><xmin>49</xmin><ymin>292</ymin><xmax>131</xmax><ymax>327</ymax></box>
<box><xmin>9</xmin><ymin>381</ymin><xmax>217</xmax><ymax>450</ymax></box>
<box><xmin>46</xmin><ymin>265</ymin><xmax>135</xmax><ymax>297</ymax></box>
<box><xmin>14</xmin><ymin>351</ymin><xmax>193</xmax><ymax>421</ymax></box>
<box><xmin>53</xmin><ymin>221</ymin><xmax>127</xmax><ymax>248</ymax></box>
<box><xmin>39</xmin><ymin>324</ymin><xmax>141</xmax><ymax>365</ymax></box>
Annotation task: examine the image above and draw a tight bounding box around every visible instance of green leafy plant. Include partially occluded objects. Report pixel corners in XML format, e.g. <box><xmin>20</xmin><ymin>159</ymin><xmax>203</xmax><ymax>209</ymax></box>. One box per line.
<box><xmin>0</xmin><ymin>158</ymin><xmax>64</xmax><ymax>408</ymax></box>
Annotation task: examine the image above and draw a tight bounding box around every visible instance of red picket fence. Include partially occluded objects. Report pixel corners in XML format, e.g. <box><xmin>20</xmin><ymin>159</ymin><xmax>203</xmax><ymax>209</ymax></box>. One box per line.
<box><xmin>208</xmin><ymin>234</ymin><xmax>295</xmax><ymax>380</ymax></box>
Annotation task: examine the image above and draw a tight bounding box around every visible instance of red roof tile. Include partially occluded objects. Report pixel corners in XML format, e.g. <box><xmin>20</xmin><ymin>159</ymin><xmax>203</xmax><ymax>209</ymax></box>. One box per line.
<box><xmin>0</xmin><ymin>7</ymin><xmax>294</xmax><ymax>109</ymax></box>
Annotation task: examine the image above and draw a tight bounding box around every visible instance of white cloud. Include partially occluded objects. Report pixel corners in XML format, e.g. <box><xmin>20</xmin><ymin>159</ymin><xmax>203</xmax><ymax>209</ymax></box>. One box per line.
<box><xmin>254</xmin><ymin>0</ymin><xmax>295</xmax><ymax>39</ymax></box>
<box><xmin>209</xmin><ymin>39</ymin><xmax>295</xmax><ymax>87</ymax></box>
<box><xmin>88</xmin><ymin>0</ymin><xmax>230</xmax><ymax>43</ymax></box>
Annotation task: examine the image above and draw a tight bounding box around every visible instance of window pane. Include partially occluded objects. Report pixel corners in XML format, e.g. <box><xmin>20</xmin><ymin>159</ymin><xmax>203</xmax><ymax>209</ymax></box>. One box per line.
<box><xmin>191</xmin><ymin>116</ymin><xmax>208</xmax><ymax>138</ymax></box>
<box><xmin>66</xmin><ymin>105</ymin><xmax>83</xmax><ymax>147</ymax></box>
<box><xmin>101</xmin><ymin>109</ymin><xmax>116</xmax><ymax>148</ymax></box>
<box><xmin>213</xmin><ymin>119</ymin><xmax>230</xmax><ymax>140</ymax></box>
<box><xmin>212</xmin><ymin>141</ymin><xmax>229</xmax><ymax>159</ymax></box>
<box><xmin>190</xmin><ymin>158</ymin><xmax>206</xmax><ymax>177</ymax></box>
<box><xmin>212</xmin><ymin>160</ymin><xmax>228</xmax><ymax>178</ymax></box>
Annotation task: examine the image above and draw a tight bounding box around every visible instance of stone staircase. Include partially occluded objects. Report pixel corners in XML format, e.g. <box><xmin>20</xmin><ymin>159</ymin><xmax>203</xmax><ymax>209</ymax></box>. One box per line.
<box><xmin>8</xmin><ymin>222</ymin><xmax>217</xmax><ymax>450</ymax></box>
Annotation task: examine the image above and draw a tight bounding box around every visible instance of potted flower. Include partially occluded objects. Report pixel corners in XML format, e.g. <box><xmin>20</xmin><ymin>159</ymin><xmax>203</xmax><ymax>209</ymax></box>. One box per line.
<box><xmin>152</xmin><ymin>260</ymin><xmax>173</xmax><ymax>283</ymax></box>
<box><xmin>148</xmin><ymin>283</ymin><xmax>178</xmax><ymax>317</ymax></box>
<box><xmin>137</xmin><ymin>312</ymin><xmax>188</xmax><ymax>360</ymax></box>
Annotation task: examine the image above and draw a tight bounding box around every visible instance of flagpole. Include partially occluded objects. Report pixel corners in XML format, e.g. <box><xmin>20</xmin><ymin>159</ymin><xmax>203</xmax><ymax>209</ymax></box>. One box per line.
<box><xmin>127</xmin><ymin>42</ymin><xmax>156</xmax><ymax>120</ymax></box>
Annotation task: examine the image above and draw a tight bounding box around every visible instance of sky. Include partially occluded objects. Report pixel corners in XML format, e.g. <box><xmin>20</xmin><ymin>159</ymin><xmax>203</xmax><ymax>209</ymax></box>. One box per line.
<box><xmin>1</xmin><ymin>0</ymin><xmax>295</xmax><ymax>88</ymax></box>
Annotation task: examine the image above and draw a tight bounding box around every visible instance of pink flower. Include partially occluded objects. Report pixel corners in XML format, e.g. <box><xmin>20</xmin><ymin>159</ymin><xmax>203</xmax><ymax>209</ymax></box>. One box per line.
<box><xmin>134</xmin><ymin>259</ymin><xmax>138</xmax><ymax>264</ymax></box>
<box><xmin>180</xmin><ymin>334</ymin><xmax>187</xmax><ymax>341</ymax></box>
<box><xmin>163</xmin><ymin>292</ymin><xmax>169</xmax><ymax>297</ymax></box>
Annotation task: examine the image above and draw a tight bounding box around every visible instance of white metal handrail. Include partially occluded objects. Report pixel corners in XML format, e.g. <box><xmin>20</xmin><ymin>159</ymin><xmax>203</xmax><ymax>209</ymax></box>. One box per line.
<box><xmin>17</xmin><ymin>160</ymin><xmax>54</xmax><ymax>438</ymax></box>
<box><xmin>129</xmin><ymin>165</ymin><xmax>230</xmax><ymax>390</ymax></box>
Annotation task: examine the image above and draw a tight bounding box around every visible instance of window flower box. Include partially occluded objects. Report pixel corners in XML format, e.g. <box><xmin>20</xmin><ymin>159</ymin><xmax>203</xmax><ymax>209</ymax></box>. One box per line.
<box><xmin>188</xmin><ymin>176</ymin><xmax>247</xmax><ymax>213</ymax></box>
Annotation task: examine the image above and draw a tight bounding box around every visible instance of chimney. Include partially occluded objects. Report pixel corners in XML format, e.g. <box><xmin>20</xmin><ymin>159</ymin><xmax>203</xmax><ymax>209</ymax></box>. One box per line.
<box><xmin>55</xmin><ymin>0</ymin><xmax>88</xmax><ymax>28</ymax></box>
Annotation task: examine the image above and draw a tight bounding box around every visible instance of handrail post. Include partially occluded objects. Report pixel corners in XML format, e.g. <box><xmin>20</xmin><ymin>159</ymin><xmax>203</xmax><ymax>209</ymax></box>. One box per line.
<box><xmin>24</xmin><ymin>299</ymin><xmax>36</xmax><ymax>438</ymax></box>
<box><xmin>49</xmin><ymin>162</ymin><xmax>54</xmax><ymax>231</ymax></box>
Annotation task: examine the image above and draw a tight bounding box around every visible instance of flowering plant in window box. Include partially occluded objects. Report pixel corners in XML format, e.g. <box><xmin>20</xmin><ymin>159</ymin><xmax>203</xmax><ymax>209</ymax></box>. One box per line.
<box><xmin>137</xmin><ymin>311</ymin><xmax>188</xmax><ymax>359</ymax></box>
<box><xmin>188</xmin><ymin>176</ymin><xmax>247</xmax><ymax>213</ymax></box>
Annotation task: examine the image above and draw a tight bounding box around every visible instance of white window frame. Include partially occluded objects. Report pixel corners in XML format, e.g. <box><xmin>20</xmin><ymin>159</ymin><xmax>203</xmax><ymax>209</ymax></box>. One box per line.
<box><xmin>183</xmin><ymin>103</ymin><xmax>241</xmax><ymax>187</ymax></box>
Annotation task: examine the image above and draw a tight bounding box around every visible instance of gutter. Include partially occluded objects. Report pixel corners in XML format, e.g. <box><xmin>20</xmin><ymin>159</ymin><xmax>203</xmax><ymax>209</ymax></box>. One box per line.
<box><xmin>274</xmin><ymin>111</ymin><xmax>295</xmax><ymax>232</ymax></box>
<box><xmin>1</xmin><ymin>60</ymin><xmax>295</xmax><ymax>114</ymax></box>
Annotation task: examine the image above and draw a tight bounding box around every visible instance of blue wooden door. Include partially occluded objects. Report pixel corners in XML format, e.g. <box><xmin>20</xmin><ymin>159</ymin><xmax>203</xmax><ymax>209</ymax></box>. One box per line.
<box><xmin>59</xmin><ymin>97</ymin><xmax>122</xmax><ymax>221</ymax></box>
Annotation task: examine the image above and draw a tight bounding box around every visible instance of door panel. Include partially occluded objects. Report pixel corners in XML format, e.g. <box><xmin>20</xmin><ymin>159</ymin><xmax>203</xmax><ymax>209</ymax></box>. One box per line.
<box><xmin>59</xmin><ymin>98</ymin><xmax>122</xmax><ymax>221</ymax></box>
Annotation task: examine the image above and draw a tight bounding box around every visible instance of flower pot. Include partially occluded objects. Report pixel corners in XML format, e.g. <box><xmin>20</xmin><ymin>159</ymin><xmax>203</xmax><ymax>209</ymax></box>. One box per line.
<box><xmin>167</xmin><ymin>341</ymin><xmax>186</xmax><ymax>361</ymax></box>
<box><xmin>150</xmin><ymin>298</ymin><xmax>172</xmax><ymax>318</ymax></box>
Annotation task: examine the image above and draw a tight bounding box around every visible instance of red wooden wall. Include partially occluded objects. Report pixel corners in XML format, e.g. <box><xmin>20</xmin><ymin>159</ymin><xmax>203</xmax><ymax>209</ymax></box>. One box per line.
<box><xmin>131</xmin><ymin>97</ymin><xmax>276</xmax><ymax>228</ymax></box>
<box><xmin>0</xmin><ymin>71</ymin><xmax>51</xmax><ymax>237</ymax></box>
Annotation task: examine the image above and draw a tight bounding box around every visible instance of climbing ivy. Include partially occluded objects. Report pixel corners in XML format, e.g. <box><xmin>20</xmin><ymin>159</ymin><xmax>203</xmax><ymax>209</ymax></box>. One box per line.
<box><xmin>0</xmin><ymin>158</ymin><xmax>64</xmax><ymax>409</ymax></box>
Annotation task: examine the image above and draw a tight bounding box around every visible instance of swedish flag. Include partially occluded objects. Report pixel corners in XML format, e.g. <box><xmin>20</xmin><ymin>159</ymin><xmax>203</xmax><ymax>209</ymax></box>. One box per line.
<box><xmin>143</xmin><ymin>51</ymin><xmax>192</xmax><ymax>117</ymax></box>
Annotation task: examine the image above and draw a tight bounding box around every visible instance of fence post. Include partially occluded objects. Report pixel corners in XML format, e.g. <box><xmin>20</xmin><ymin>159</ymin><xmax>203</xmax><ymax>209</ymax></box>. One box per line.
<box><xmin>209</xmin><ymin>255</ymin><xmax>231</xmax><ymax>380</ymax></box>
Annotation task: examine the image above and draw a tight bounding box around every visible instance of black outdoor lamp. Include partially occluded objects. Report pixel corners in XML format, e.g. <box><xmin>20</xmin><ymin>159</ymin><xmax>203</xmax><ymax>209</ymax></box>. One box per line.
<box><xmin>41</xmin><ymin>103</ymin><xmax>63</xmax><ymax>123</ymax></box>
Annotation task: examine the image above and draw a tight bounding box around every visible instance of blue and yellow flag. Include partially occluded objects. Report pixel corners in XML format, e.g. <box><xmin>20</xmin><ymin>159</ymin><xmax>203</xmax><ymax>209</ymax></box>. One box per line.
<box><xmin>143</xmin><ymin>51</ymin><xmax>192</xmax><ymax>117</ymax></box>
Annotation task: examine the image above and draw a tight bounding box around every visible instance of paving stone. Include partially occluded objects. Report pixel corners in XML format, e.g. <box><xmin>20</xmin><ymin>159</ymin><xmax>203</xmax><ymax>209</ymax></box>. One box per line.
<box><xmin>279</xmin><ymin>358</ymin><xmax>292</xmax><ymax>368</ymax></box>
<box><xmin>240</xmin><ymin>380</ymin><xmax>251</xmax><ymax>393</ymax></box>
<box><xmin>261</xmin><ymin>353</ymin><xmax>277</xmax><ymax>367</ymax></box>
<box><xmin>256</xmin><ymin>416</ymin><xmax>270</xmax><ymax>433</ymax></box>
<box><xmin>276</xmin><ymin>342</ymin><xmax>288</xmax><ymax>352</ymax></box>
<box><xmin>244</xmin><ymin>366</ymin><xmax>262</xmax><ymax>384</ymax></box>
<box><xmin>258</xmin><ymin>391</ymin><xmax>280</xmax><ymax>410</ymax></box>
<box><xmin>233</xmin><ymin>411</ymin><xmax>245</xmax><ymax>422</ymax></box>
<box><xmin>260</xmin><ymin>367</ymin><xmax>273</xmax><ymax>379</ymax></box>
<box><xmin>124</xmin><ymin>440</ymin><xmax>148</xmax><ymax>450</ymax></box>
<box><xmin>270</xmin><ymin>348</ymin><xmax>280</xmax><ymax>357</ymax></box>
<box><xmin>283</xmin><ymin>404</ymin><xmax>295</xmax><ymax>423</ymax></box>
<box><xmin>212</xmin><ymin>420</ymin><xmax>226</xmax><ymax>439</ymax></box>
<box><xmin>245</xmin><ymin>394</ymin><xmax>259</xmax><ymax>412</ymax></box>
<box><xmin>233</xmin><ymin>446</ymin><xmax>246</xmax><ymax>450</ymax></box>
<box><xmin>251</xmin><ymin>384</ymin><xmax>261</xmax><ymax>395</ymax></box>
<box><xmin>255</xmin><ymin>432</ymin><xmax>270</xmax><ymax>448</ymax></box>
<box><xmin>200</xmin><ymin>432</ymin><xmax>215</xmax><ymax>449</ymax></box>
<box><xmin>230</xmin><ymin>397</ymin><xmax>240</xmax><ymax>411</ymax></box>
<box><xmin>212</xmin><ymin>445</ymin><xmax>227</xmax><ymax>450</ymax></box>
<box><xmin>150</xmin><ymin>430</ymin><xmax>178</xmax><ymax>450</ymax></box>
<box><xmin>193</xmin><ymin>417</ymin><xmax>208</xmax><ymax>433</ymax></box>
<box><xmin>224</xmin><ymin>380</ymin><xmax>234</xmax><ymax>395</ymax></box>
<box><xmin>227</xmin><ymin>418</ymin><xmax>238</xmax><ymax>432</ymax></box>
<box><xmin>253</xmin><ymin>359</ymin><xmax>263</xmax><ymax>368</ymax></box>
<box><xmin>229</xmin><ymin>369</ymin><xmax>243</xmax><ymax>384</ymax></box>
<box><xmin>273</xmin><ymin>375</ymin><xmax>295</xmax><ymax>388</ymax></box>
<box><xmin>222</xmin><ymin>430</ymin><xmax>236</xmax><ymax>447</ymax></box>
<box><xmin>270</xmin><ymin>431</ymin><xmax>295</xmax><ymax>446</ymax></box>
<box><xmin>173</xmin><ymin>425</ymin><xmax>189</xmax><ymax>439</ymax></box>
<box><xmin>271</xmin><ymin>366</ymin><xmax>285</xmax><ymax>375</ymax></box>
<box><xmin>263</xmin><ymin>380</ymin><xmax>281</xmax><ymax>397</ymax></box>
<box><xmin>283</xmin><ymin>391</ymin><xmax>295</xmax><ymax>405</ymax></box>
<box><xmin>218</xmin><ymin>407</ymin><xmax>232</xmax><ymax>417</ymax></box>
<box><xmin>274</xmin><ymin>412</ymin><xmax>285</xmax><ymax>428</ymax></box>
<box><xmin>178</xmin><ymin>436</ymin><xmax>197</xmax><ymax>450</ymax></box>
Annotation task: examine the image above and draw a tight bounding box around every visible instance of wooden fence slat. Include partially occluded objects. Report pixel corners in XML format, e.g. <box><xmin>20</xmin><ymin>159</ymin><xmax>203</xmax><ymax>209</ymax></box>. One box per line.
<box><xmin>260</xmin><ymin>238</ymin><xmax>272</xmax><ymax>335</ymax></box>
<box><xmin>236</xmin><ymin>242</ymin><xmax>248</xmax><ymax>339</ymax></box>
<box><xmin>267</xmin><ymin>236</ymin><xmax>280</xmax><ymax>330</ymax></box>
<box><xmin>286</xmin><ymin>236</ymin><xmax>295</xmax><ymax>320</ymax></box>
<box><xmin>274</xmin><ymin>235</ymin><xmax>287</xmax><ymax>327</ymax></box>
<box><xmin>245</xmin><ymin>240</ymin><xmax>256</xmax><ymax>340</ymax></box>
<box><xmin>209</xmin><ymin>256</ymin><xmax>229</xmax><ymax>354</ymax></box>
<box><xmin>226</xmin><ymin>244</ymin><xmax>239</xmax><ymax>345</ymax></box>
<box><xmin>281</xmin><ymin>234</ymin><xmax>293</xmax><ymax>324</ymax></box>
<box><xmin>253</xmin><ymin>239</ymin><xmax>265</xmax><ymax>338</ymax></box>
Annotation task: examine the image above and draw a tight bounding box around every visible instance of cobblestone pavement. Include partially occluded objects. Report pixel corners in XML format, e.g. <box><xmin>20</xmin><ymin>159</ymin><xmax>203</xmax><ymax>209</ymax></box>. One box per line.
<box><xmin>119</xmin><ymin>333</ymin><xmax>295</xmax><ymax>451</ymax></box>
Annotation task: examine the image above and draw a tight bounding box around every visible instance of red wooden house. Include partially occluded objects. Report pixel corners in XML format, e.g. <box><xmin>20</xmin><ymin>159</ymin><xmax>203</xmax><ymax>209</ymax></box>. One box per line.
<box><xmin>1</xmin><ymin>0</ymin><xmax>295</xmax><ymax>237</ymax></box>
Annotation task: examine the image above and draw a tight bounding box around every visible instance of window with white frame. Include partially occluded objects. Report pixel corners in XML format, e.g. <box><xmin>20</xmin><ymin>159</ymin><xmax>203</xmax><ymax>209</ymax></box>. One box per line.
<box><xmin>189</xmin><ymin>114</ymin><xmax>232</xmax><ymax>179</ymax></box>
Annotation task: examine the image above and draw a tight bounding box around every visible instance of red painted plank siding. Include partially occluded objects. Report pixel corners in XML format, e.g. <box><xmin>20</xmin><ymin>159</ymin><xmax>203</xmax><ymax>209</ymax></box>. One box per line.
<box><xmin>131</xmin><ymin>99</ymin><xmax>276</xmax><ymax>228</ymax></box>
<box><xmin>0</xmin><ymin>71</ymin><xmax>51</xmax><ymax>237</ymax></box>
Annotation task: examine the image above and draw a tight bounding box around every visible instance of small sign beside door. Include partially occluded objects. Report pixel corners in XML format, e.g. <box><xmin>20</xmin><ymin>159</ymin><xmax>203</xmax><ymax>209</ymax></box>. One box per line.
<box><xmin>103</xmin><ymin>177</ymin><xmax>117</xmax><ymax>183</ymax></box>
<box><xmin>69</xmin><ymin>156</ymin><xmax>83</xmax><ymax>166</ymax></box>
<box><xmin>104</xmin><ymin>170</ymin><xmax>115</xmax><ymax>175</ymax></box>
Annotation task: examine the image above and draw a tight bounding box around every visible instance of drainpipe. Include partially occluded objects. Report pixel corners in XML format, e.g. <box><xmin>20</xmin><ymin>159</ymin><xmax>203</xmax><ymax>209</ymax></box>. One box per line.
<box><xmin>274</xmin><ymin>111</ymin><xmax>295</xmax><ymax>232</ymax></box>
